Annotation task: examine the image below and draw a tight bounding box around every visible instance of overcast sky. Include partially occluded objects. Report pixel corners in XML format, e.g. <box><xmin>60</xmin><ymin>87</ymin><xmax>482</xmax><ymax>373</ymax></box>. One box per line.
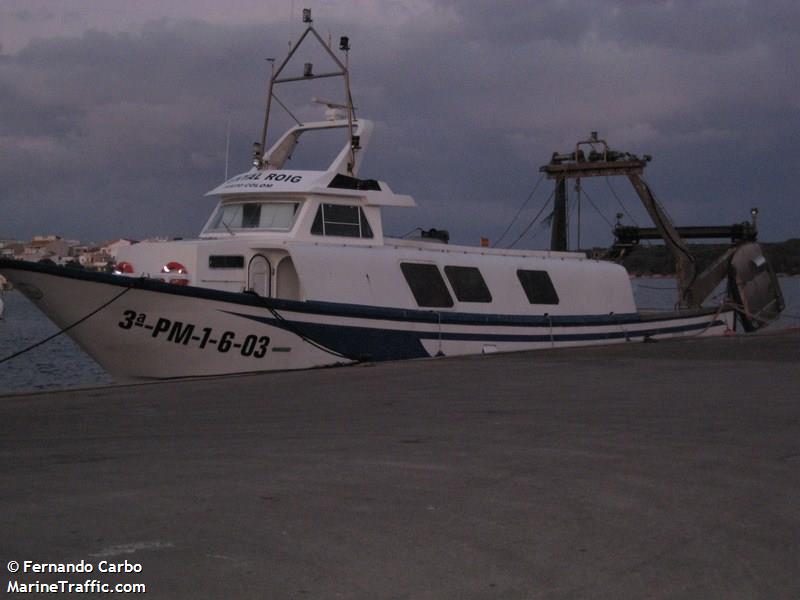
<box><xmin>1</xmin><ymin>0</ymin><xmax>798</xmax><ymax>249</ymax></box>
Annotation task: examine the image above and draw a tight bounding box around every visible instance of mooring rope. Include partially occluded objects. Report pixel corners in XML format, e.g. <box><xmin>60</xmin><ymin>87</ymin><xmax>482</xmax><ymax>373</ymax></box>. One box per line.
<box><xmin>0</xmin><ymin>286</ymin><xmax>133</xmax><ymax>366</ymax></box>
<box><xmin>249</xmin><ymin>294</ymin><xmax>355</xmax><ymax>361</ymax></box>
<box><xmin>684</xmin><ymin>301</ymin><xmax>730</xmax><ymax>338</ymax></box>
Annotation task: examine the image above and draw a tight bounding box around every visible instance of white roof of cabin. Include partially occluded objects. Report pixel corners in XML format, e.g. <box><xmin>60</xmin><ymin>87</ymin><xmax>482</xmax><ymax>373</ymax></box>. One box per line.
<box><xmin>206</xmin><ymin>168</ymin><xmax>416</xmax><ymax>207</ymax></box>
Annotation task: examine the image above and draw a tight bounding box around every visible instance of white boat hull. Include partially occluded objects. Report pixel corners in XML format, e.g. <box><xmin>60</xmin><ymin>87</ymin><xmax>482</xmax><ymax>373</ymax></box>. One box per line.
<box><xmin>0</xmin><ymin>261</ymin><xmax>736</xmax><ymax>380</ymax></box>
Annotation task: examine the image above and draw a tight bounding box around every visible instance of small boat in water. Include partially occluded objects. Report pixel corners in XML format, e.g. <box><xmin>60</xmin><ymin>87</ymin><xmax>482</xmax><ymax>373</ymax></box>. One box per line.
<box><xmin>0</xmin><ymin>11</ymin><xmax>784</xmax><ymax>379</ymax></box>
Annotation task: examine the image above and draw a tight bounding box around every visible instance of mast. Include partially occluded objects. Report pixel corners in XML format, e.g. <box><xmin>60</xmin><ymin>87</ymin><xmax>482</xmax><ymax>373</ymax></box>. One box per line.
<box><xmin>550</xmin><ymin>178</ymin><xmax>568</xmax><ymax>252</ymax></box>
<box><xmin>254</xmin><ymin>8</ymin><xmax>358</xmax><ymax>174</ymax></box>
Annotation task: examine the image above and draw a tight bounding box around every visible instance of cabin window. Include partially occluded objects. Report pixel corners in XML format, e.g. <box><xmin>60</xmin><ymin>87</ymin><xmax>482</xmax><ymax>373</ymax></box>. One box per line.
<box><xmin>310</xmin><ymin>204</ymin><xmax>373</xmax><ymax>238</ymax></box>
<box><xmin>444</xmin><ymin>266</ymin><xmax>492</xmax><ymax>303</ymax></box>
<box><xmin>517</xmin><ymin>270</ymin><xmax>559</xmax><ymax>304</ymax></box>
<box><xmin>207</xmin><ymin>201</ymin><xmax>299</xmax><ymax>232</ymax></box>
<box><xmin>209</xmin><ymin>255</ymin><xmax>245</xmax><ymax>269</ymax></box>
<box><xmin>400</xmin><ymin>263</ymin><xmax>454</xmax><ymax>308</ymax></box>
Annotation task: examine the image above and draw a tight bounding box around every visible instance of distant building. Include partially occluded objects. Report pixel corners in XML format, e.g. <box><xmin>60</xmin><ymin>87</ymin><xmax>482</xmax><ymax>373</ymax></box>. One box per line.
<box><xmin>42</xmin><ymin>239</ymin><xmax>75</xmax><ymax>259</ymax></box>
<box><xmin>0</xmin><ymin>243</ymin><xmax>24</xmax><ymax>258</ymax></box>
<box><xmin>88</xmin><ymin>251</ymin><xmax>114</xmax><ymax>270</ymax></box>
<box><xmin>0</xmin><ymin>235</ymin><xmax>138</xmax><ymax>271</ymax></box>
<box><xmin>99</xmin><ymin>239</ymin><xmax>137</xmax><ymax>260</ymax></box>
<box><xmin>16</xmin><ymin>236</ymin><xmax>77</xmax><ymax>263</ymax></box>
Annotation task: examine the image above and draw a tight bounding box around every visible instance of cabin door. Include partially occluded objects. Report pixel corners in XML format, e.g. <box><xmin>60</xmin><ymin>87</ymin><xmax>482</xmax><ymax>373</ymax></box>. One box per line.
<box><xmin>276</xmin><ymin>257</ymin><xmax>300</xmax><ymax>300</ymax></box>
<box><xmin>247</xmin><ymin>254</ymin><xmax>272</xmax><ymax>297</ymax></box>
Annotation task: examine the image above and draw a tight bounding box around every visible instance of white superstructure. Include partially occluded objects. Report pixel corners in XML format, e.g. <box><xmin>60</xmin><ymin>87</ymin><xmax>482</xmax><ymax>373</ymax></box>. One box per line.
<box><xmin>118</xmin><ymin>136</ymin><xmax>635</xmax><ymax>320</ymax></box>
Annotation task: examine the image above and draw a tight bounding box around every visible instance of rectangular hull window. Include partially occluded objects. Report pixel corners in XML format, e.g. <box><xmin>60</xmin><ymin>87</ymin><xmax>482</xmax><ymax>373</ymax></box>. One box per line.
<box><xmin>400</xmin><ymin>263</ymin><xmax>454</xmax><ymax>308</ymax></box>
<box><xmin>444</xmin><ymin>266</ymin><xmax>492</xmax><ymax>303</ymax></box>
<box><xmin>209</xmin><ymin>255</ymin><xmax>245</xmax><ymax>269</ymax></box>
<box><xmin>517</xmin><ymin>270</ymin><xmax>559</xmax><ymax>304</ymax></box>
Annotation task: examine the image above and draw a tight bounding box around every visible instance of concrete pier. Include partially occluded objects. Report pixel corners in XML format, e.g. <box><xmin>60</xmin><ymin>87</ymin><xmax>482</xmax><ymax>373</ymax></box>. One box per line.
<box><xmin>2</xmin><ymin>331</ymin><xmax>799</xmax><ymax>598</ymax></box>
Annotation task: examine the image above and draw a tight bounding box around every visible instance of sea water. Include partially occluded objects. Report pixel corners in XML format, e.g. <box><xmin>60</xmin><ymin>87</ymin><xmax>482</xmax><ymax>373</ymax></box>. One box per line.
<box><xmin>1</xmin><ymin>278</ymin><xmax>798</xmax><ymax>394</ymax></box>
<box><xmin>0</xmin><ymin>290</ymin><xmax>112</xmax><ymax>394</ymax></box>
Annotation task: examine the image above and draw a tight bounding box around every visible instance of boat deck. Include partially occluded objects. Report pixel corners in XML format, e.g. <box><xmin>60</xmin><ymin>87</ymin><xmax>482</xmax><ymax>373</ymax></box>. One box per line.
<box><xmin>2</xmin><ymin>330</ymin><xmax>799</xmax><ymax>598</ymax></box>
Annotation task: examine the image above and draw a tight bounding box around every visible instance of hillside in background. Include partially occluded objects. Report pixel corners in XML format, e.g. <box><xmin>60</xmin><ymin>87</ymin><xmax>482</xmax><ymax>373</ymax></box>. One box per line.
<box><xmin>618</xmin><ymin>239</ymin><xmax>800</xmax><ymax>276</ymax></box>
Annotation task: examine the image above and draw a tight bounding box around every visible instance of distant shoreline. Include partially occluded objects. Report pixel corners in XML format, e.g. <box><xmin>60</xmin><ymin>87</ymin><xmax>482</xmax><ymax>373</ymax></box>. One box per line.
<box><xmin>618</xmin><ymin>239</ymin><xmax>800</xmax><ymax>278</ymax></box>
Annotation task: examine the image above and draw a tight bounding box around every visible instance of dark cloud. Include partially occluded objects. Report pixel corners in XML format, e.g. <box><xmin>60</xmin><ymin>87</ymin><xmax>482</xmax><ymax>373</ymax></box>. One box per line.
<box><xmin>11</xmin><ymin>8</ymin><xmax>55</xmax><ymax>24</ymax></box>
<box><xmin>444</xmin><ymin>0</ymin><xmax>800</xmax><ymax>55</ymax></box>
<box><xmin>1</xmin><ymin>3</ymin><xmax>798</xmax><ymax>248</ymax></box>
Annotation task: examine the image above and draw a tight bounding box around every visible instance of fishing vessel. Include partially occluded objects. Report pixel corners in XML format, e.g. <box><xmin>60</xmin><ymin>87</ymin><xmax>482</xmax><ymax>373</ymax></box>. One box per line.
<box><xmin>0</xmin><ymin>11</ymin><xmax>784</xmax><ymax>379</ymax></box>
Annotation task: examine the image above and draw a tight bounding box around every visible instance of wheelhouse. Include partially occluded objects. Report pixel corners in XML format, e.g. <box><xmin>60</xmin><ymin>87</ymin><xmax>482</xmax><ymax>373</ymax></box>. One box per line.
<box><xmin>203</xmin><ymin>199</ymin><xmax>301</xmax><ymax>234</ymax></box>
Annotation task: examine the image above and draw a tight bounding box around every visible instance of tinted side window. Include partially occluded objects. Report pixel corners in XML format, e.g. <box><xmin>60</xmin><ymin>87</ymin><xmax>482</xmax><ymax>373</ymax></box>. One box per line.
<box><xmin>517</xmin><ymin>270</ymin><xmax>559</xmax><ymax>304</ymax></box>
<box><xmin>311</xmin><ymin>207</ymin><xmax>324</xmax><ymax>235</ymax></box>
<box><xmin>359</xmin><ymin>208</ymin><xmax>374</xmax><ymax>238</ymax></box>
<box><xmin>310</xmin><ymin>204</ymin><xmax>374</xmax><ymax>238</ymax></box>
<box><xmin>242</xmin><ymin>204</ymin><xmax>261</xmax><ymax>228</ymax></box>
<box><xmin>323</xmin><ymin>204</ymin><xmax>360</xmax><ymax>237</ymax></box>
<box><xmin>444</xmin><ymin>266</ymin><xmax>492</xmax><ymax>303</ymax></box>
<box><xmin>209</xmin><ymin>255</ymin><xmax>244</xmax><ymax>269</ymax></box>
<box><xmin>400</xmin><ymin>263</ymin><xmax>454</xmax><ymax>308</ymax></box>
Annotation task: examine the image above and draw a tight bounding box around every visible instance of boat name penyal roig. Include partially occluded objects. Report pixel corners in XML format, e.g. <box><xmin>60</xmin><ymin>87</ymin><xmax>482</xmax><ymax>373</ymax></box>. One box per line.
<box><xmin>226</xmin><ymin>172</ymin><xmax>305</xmax><ymax>184</ymax></box>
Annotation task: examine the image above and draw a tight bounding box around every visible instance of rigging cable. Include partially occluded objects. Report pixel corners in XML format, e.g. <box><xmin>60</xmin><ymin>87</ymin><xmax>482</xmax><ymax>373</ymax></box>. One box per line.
<box><xmin>493</xmin><ymin>173</ymin><xmax>546</xmax><ymax>248</ymax></box>
<box><xmin>272</xmin><ymin>93</ymin><xmax>303</xmax><ymax>126</ymax></box>
<box><xmin>507</xmin><ymin>187</ymin><xmax>556</xmax><ymax>249</ymax></box>
<box><xmin>683</xmin><ymin>301</ymin><xmax>729</xmax><ymax>338</ymax></box>
<box><xmin>248</xmin><ymin>293</ymin><xmax>355</xmax><ymax>361</ymax></box>
<box><xmin>0</xmin><ymin>285</ymin><xmax>133</xmax><ymax>366</ymax></box>
<box><xmin>605</xmin><ymin>177</ymin><xmax>640</xmax><ymax>227</ymax></box>
<box><xmin>398</xmin><ymin>227</ymin><xmax>423</xmax><ymax>239</ymax></box>
<box><xmin>579</xmin><ymin>186</ymin><xmax>615</xmax><ymax>229</ymax></box>
<box><xmin>605</xmin><ymin>176</ymin><xmax>654</xmax><ymax>247</ymax></box>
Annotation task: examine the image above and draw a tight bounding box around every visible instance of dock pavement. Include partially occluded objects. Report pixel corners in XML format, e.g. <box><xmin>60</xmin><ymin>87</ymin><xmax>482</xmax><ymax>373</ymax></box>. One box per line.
<box><xmin>2</xmin><ymin>330</ymin><xmax>799</xmax><ymax>598</ymax></box>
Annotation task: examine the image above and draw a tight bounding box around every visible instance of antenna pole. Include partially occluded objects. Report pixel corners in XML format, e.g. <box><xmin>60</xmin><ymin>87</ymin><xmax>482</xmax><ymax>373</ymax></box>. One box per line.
<box><xmin>224</xmin><ymin>114</ymin><xmax>231</xmax><ymax>180</ymax></box>
<box><xmin>342</xmin><ymin>44</ymin><xmax>356</xmax><ymax>175</ymax></box>
<box><xmin>551</xmin><ymin>178</ymin><xmax>568</xmax><ymax>251</ymax></box>
<box><xmin>575</xmin><ymin>178</ymin><xmax>581</xmax><ymax>250</ymax></box>
<box><xmin>258</xmin><ymin>59</ymin><xmax>276</xmax><ymax>167</ymax></box>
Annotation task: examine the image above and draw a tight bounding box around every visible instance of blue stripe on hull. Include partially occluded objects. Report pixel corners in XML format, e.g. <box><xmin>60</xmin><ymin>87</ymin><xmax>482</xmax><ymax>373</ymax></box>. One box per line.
<box><xmin>222</xmin><ymin>309</ymin><xmax>726</xmax><ymax>362</ymax></box>
<box><xmin>220</xmin><ymin>310</ymin><xmax>429</xmax><ymax>360</ymax></box>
